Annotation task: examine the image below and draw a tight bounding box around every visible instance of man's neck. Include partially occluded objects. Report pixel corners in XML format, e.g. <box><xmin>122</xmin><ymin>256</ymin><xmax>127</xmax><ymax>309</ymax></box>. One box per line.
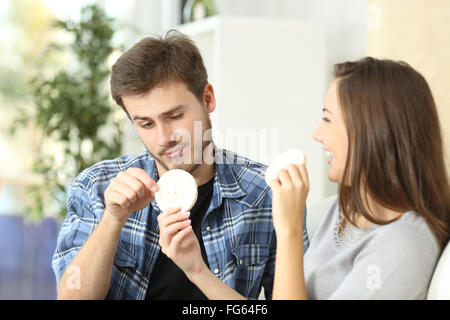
<box><xmin>191</xmin><ymin>161</ymin><xmax>215</xmax><ymax>186</ymax></box>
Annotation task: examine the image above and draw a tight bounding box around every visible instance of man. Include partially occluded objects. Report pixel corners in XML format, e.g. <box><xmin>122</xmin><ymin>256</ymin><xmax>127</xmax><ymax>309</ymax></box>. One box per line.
<box><xmin>52</xmin><ymin>30</ymin><xmax>309</xmax><ymax>300</ymax></box>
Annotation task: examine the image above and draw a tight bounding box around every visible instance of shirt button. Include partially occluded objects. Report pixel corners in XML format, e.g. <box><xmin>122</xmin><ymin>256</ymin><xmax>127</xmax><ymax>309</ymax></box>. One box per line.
<box><xmin>206</xmin><ymin>226</ymin><xmax>211</xmax><ymax>232</ymax></box>
<box><xmin>214</xmin><ymin>268</ymin><xmax>219</xmax><ymax>274</ymax></box>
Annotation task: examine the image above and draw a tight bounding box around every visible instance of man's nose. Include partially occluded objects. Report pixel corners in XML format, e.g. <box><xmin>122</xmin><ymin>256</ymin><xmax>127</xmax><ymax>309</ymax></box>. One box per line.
<box><xmin>157</xmin><ymin>123</ymin><xmax>175</xmax><ymax>147</ymax></box>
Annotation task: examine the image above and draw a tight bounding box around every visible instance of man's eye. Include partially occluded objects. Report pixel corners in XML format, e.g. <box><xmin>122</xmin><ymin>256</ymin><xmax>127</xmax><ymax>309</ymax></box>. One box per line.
<box><xmin>171</xmin><ymin>113</ymin><xmax>183</xmax><ymax>120</ymax></box>
<box><xmin>141</xmin><ymin>122</ymin><xmax>154</xmax><ymax>129</ymax></box>
<box><xmin>322</xmin><ymin>117</ymin><xmax>330</xmax><ymax>123</ymax></box>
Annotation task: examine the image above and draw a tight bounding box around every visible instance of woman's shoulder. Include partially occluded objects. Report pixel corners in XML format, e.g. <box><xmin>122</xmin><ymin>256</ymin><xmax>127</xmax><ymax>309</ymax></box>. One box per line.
<box><xmin>369</xmin><ymin>211</ymin><xmax>441</xmax><ymax>259</ymax></box>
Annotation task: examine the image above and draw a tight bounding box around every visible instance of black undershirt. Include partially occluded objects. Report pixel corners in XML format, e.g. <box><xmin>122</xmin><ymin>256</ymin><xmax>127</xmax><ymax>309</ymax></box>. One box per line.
<box><xmin>145</xmin><ymin>177</ymin><xmax>214</xmax><ymax>300</ymax></box>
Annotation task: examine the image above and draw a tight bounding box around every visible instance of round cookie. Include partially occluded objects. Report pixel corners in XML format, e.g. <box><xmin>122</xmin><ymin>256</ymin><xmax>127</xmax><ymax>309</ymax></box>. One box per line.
<box><xmin>265</xmin><ymin>149</ymin><xmax>305</xmax><ymax>185</ymax></box>
<box><xmin>155</xmin><ymin>169</ymin><xmax>198</xmax><ymax>212</ymax></box>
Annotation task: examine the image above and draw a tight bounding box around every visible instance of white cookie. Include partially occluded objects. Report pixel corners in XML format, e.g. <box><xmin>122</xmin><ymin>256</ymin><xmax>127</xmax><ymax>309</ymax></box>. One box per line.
<box><xmin>155</xmin><ymin>169</ymin><xmax>198</xmax><ymax>212</ymax></box>
<box><xmin>265</xmin><ymin>149</ymin><xmax>305</xmax><ymax>185</ymax></box>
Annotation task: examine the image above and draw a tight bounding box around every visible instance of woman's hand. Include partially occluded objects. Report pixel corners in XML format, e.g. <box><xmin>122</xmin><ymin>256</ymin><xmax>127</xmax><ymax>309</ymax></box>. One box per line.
<box><xmin>269</xmin><ymin>163</ymin><xmax>309</xmax><ymax>235</ymax></box>
<box><xmin>270</xmin><ymin>163</ymin><xmax>310</xmax><ymax>300</ymax></box>
<box><xmin>157</xmin><ymin>207</ymin><xmax>206</xmax><ymax>276</ymax></box>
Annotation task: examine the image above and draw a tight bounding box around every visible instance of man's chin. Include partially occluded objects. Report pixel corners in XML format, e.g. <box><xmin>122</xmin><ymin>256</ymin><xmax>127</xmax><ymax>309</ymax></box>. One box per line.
<box><xmin>155</xmin><ymin>156</ymin><xmax>200</xmax><ymax>173</ymax></box>
<box><xmin>174</xmin><ymin>163</ymin><xmax>200</xmax><ymax>173</ymax></box>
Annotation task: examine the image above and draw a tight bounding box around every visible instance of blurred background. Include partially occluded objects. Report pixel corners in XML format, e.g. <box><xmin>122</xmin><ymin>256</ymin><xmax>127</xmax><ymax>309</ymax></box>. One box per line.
<box><xmin>0</xmin><ymin>0</ymin><xmax>448</xmax><ymax>299</ymax></box>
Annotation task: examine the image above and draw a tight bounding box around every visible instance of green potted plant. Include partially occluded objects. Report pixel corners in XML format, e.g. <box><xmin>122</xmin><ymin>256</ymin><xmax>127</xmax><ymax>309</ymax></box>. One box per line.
<box><xmin>11</xmin><ymin>4</ymin><xmax>123</xmax><ymax>220</ymax></box>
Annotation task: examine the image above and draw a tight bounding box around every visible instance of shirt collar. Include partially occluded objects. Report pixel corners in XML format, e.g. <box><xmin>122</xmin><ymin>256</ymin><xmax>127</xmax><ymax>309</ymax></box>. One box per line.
<box><xmin>211</xmin><ymin>144</ymin><xmax>247</xmax><ymax>209</ymax></box>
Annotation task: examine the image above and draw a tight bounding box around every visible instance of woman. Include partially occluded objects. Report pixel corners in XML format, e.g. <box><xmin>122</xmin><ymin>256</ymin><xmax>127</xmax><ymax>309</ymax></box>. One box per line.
<box><xmin>158</xmin><ymin>57</ymin><xmax>450</xmax><ymax>299</ymax></box>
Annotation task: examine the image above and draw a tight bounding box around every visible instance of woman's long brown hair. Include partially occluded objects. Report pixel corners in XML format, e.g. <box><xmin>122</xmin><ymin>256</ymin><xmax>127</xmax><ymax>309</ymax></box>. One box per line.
<box><xmin>335</xmin><ymin>57</ymin><xmax>450</xmax><ymax>249</ymax></box>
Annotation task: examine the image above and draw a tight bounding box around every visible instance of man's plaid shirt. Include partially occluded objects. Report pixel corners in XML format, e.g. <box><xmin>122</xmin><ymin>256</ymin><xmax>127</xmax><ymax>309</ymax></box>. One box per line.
<box><xmin>52</xmin><ymin>146</ymin><xmax>309</xmax><ymax>299</ymax></box>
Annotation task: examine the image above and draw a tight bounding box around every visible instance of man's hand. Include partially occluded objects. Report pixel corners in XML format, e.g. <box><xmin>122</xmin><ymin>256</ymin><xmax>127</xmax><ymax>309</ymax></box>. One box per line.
<box><xmin>104</xmin><ymin>168</ymin><xmax>159</xmax><ymax>224</ymax></box>
<box><xmin>157</xmin><ymin>207</ymin><xmax>205</xmax><ymax>276</ymax></box>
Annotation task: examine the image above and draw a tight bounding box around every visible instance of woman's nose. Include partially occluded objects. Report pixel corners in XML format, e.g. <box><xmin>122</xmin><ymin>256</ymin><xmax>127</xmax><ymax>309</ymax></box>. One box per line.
<box><xmin>312</xmin><ymin>123</ymin><xmax>323</xmax><ymax>143</ymax></box>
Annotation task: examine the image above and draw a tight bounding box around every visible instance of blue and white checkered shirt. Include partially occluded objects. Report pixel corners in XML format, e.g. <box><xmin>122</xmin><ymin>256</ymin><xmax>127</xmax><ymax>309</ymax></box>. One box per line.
<box><xmin>52</xmin><ymin>146</ymin><xmax>309</xmax><ymax>299</ymax></box>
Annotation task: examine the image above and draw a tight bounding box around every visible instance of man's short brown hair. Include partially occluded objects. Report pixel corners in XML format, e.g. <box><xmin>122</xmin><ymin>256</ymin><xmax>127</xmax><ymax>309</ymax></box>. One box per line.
<box><xmin>110</xmin><ymin>30</ymin><xmax>208</xmax><ymax>113</ymax></box>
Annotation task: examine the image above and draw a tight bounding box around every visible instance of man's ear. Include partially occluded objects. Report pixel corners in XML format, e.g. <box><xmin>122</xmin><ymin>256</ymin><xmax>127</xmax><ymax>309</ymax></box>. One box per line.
<box><xmin>203</xmin><ymin>83</ymin><xmax>216</xmax><ymax>113</ymax></box>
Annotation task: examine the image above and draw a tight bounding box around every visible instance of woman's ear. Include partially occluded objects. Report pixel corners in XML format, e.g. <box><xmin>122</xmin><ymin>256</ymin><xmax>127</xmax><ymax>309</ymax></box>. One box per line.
<box><xmin>203</xmin><ymin>83</ymin><xmax>216</xmax><ymax>113</ymax></box>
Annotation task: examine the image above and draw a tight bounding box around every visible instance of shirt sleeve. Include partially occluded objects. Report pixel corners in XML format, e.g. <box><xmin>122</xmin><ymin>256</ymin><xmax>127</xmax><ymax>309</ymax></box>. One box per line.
<box><xmin>303</xmin><ymin>206</ymin><xmax>310</xmax><ymax>251</ymax></box>
<box><xmin>328</xmin><ymin>224</ymin><xmax>440</xmax><ymax>300</ymax></box>
<box><xmin>51</xmin><ymin>180</ymin><xmax>99</xmax><ymax>287</ymax></box>
<box><xmin>260</xmin><ymin>229</ymin><xmax>276</xmax><ymax>300</ymax></box>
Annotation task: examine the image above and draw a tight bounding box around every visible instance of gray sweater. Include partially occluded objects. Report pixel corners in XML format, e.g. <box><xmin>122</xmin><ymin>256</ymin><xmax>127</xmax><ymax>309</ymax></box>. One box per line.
<box><xmin>304</xmin><ymin>196</ymin><xmax>441</xmax><ymax>299</ymax></box>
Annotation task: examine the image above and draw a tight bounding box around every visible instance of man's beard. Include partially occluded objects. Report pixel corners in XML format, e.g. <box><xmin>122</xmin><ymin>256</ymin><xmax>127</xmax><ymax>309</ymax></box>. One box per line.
<box><xmin>143</xmin><ymin>115</ymin><xmax>212</xmax><ymax>174</ymax></box>
<box><xmin>146</xmin><ymin>143</ymin><xmax>203</xmax><ymax>174</ymax></box>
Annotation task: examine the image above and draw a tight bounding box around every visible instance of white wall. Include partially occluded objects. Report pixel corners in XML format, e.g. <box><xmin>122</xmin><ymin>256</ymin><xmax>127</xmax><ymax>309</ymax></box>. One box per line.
<box><xmin>124</xmin><ymin>0</ymin><xmax>367</xmax><ymax>80</ymax></box>
<box><xmin>119</xmin><ymin>0</ymin><xmax>368</xmax><ymax>201</ymax></box>
<box><xmin>178</xmin><ymin>16</ymin><xmax>328</xmax><ymax>208</ymax></box>
<box><xmin>214</xmin><ymin>0</ymin><xmax>367</xmax><ymax>79</ymax></box>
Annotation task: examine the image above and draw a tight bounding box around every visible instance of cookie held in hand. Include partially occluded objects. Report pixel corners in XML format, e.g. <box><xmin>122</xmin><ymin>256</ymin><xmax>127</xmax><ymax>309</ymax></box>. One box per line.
<box><xmin>265</xmin><ymin>149</ymin><xmax>305</xmax><ymax>185</ymax></box>
<box><xmin>155</xmin><ymin>169</ymin><xmax>198</xmax><ymax>212</ymax></box>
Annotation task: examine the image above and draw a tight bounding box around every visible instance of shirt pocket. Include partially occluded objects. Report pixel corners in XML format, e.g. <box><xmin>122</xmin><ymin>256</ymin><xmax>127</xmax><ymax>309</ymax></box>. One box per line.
<box><xmin>113</xmin><ymin>241</ymin><xmax>138</xmax><ymax>269</ymax></box>
<box><xmin>232</xmin><ymin>244</ymin><xmax>270</xmax><ymax>267</ymax></box>
<box><xmin>230</xmin><ymin>244</ymin><xmax>270</xmax><ymax>298</ymax></box>
<box><xmin>107</xmin><ymin>242</ymin><xmax>139</xmax><ymax>300</ymax></box>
